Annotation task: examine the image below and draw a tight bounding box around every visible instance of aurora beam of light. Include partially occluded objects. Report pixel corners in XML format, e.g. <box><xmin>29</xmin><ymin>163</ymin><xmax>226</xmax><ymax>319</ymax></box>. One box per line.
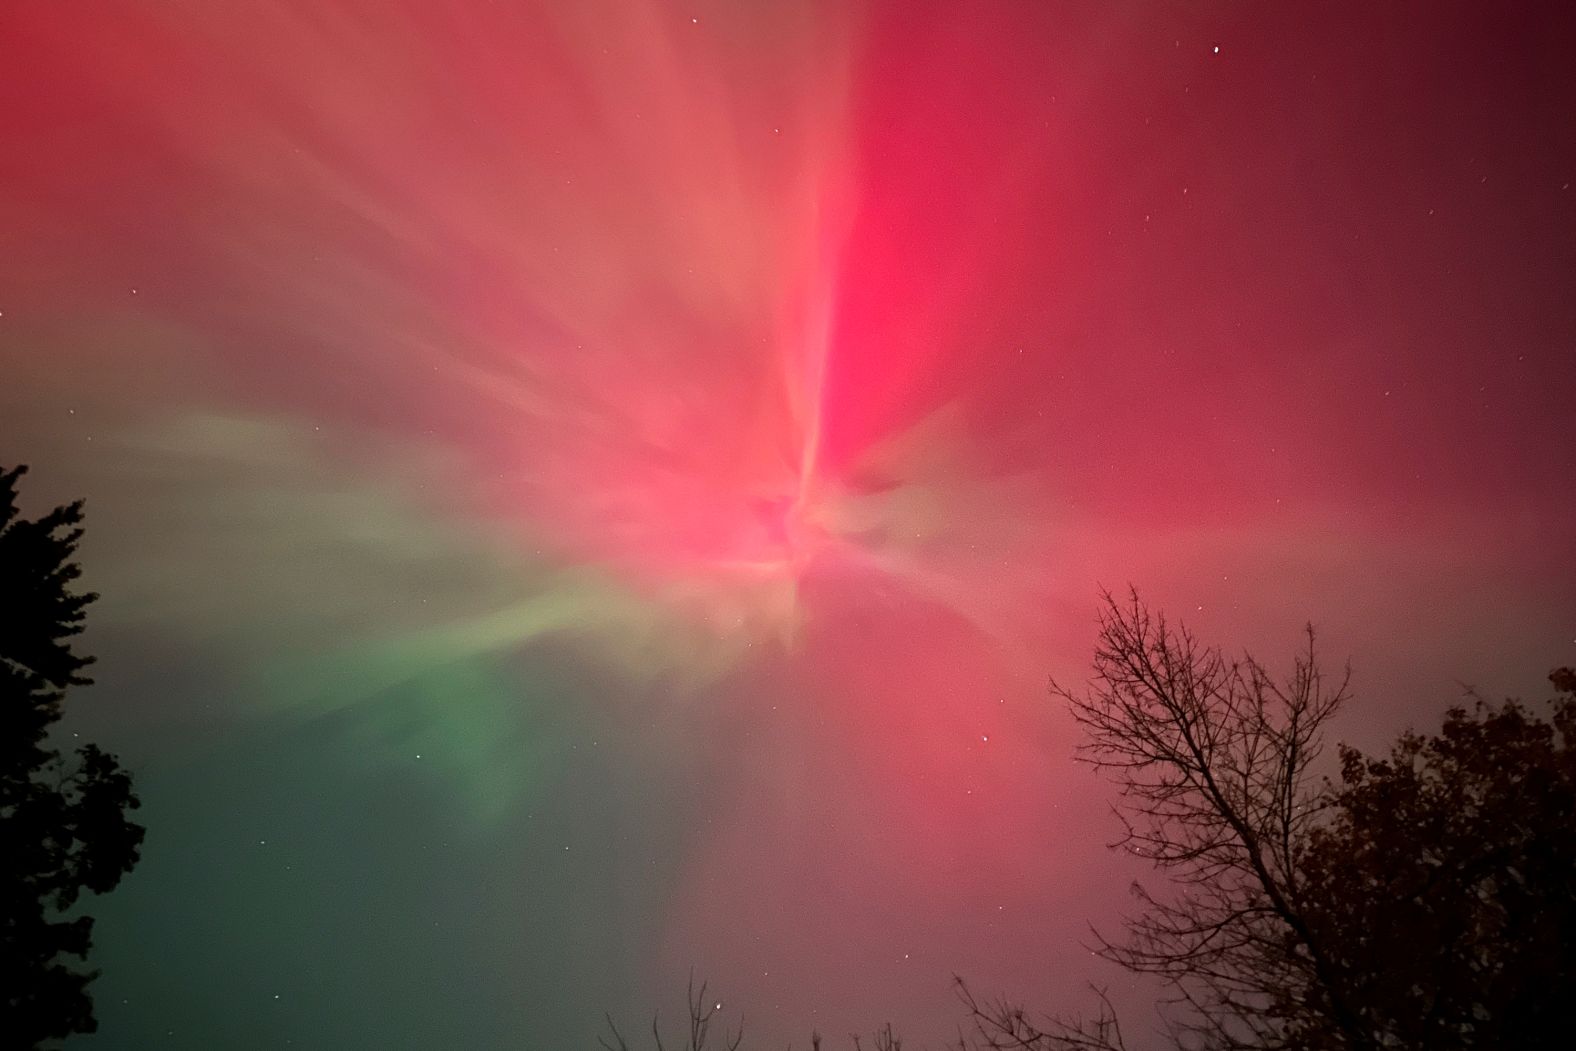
<box><xmin>2</xmin><ymin>2</ymin><xmax>1574</xmax><ymax>1048</ymax></box>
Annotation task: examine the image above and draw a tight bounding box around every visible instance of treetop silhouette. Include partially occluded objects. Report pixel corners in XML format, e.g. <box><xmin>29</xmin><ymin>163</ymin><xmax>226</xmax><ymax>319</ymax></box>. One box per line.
<box><xmin>2</xmin><ymin>464</ymin><xmax>145</xmax><ymax>1047</ymax></box>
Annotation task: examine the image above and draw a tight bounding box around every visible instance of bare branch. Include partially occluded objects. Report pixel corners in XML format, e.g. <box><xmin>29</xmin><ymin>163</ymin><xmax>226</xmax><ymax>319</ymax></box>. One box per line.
<box><xmin>1046</xmin><ymin>589</ymin><xmax>1369</xmax><ymax>1050</ymax></box>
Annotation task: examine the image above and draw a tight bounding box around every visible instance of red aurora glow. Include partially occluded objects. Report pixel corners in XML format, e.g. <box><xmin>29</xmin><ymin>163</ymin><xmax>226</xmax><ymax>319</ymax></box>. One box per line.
<box><xmin>2</xmin><ymin>2</ymin><xmax>1573</xmax><ymax>1047</ymax></box>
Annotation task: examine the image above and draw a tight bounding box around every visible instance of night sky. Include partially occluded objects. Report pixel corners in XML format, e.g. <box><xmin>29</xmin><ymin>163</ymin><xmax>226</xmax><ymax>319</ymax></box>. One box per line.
<box><xmin>3</xmin><ymin>2</ymin><xmax>1574</xmax><ymax>1047</ymax></box>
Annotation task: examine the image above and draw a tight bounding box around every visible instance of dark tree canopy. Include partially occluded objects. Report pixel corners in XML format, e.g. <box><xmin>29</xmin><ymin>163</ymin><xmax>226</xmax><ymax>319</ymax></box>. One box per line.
<box><xmin>1</xmin><ymin>465</ymin><xmax>144</xmax><ymax>1047</ymax></box>
<box><xmin>1296</xmin><ymin>670</ymin><xmax>1576</xmax><ymax>1050</ymax></box>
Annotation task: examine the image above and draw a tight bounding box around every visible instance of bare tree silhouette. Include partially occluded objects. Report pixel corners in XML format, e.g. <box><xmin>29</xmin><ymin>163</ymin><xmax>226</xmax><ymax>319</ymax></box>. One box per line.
<box><xmin>960</xmin><ymin>589</ymin><xmax>1364</xmax><ymax>1050</ymax></box>
<box><xmin>600</xmin><ymin>974</ymin><xmax>743</xmax><ymax>1051</ymax></box>
<box><xmin>600</xmin><ymin>975</ymin><xmax>915</xmax><ymax>1051</ymax></box>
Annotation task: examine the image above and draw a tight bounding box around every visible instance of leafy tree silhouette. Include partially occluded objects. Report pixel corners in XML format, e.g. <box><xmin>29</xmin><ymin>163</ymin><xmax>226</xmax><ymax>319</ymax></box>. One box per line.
<box><xmin>2</xmin><ymin>465</ymin><xmax>144</xmax><ymax>1047</ymax></box>
<box><xmin>1294</xmin><ymin>668</ymin><xmax>1576</xmax><ymax>1049</ymax></box>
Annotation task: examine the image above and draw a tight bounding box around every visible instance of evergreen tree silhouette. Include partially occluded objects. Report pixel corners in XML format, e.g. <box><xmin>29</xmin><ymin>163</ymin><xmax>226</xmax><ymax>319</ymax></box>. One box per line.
<box><xmin>2</xmin><ymin>465</ymin><xmax>144</xmax><ymax>1047</ymax></box>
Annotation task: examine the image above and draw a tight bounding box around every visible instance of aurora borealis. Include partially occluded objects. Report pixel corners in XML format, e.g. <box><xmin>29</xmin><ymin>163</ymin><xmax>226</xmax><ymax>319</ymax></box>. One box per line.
<box><xmin>2</xmin><ymin>1</ymin><xmax>1574</xmax><ymax>1047</ymax></box>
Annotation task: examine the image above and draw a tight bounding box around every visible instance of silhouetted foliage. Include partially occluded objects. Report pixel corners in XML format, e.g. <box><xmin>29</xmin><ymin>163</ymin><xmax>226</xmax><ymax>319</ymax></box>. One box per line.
<box><xmin>961</xmin><ymin>592</ymin><xmax>1574</xmax><ymax>1051</ymax></box>
<box><xmin>1293</xmin><ymin>669</ymin><xmax>1576</xmax><ymax>1049</ymax></box>
<box><xmin>1</xmin><ymin>465</ymin><xmax>144</xmax><ymax>1047</ymax></box>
